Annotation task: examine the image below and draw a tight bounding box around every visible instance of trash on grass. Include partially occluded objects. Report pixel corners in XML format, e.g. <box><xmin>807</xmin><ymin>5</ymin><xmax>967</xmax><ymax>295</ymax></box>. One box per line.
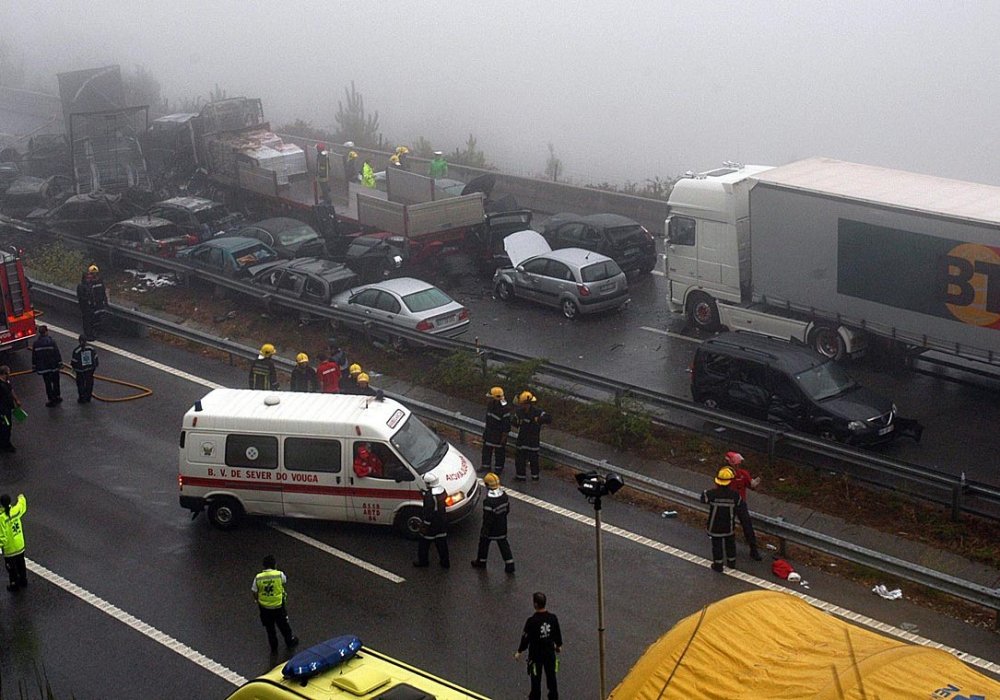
<box><xmin>661</xmin><ymin>510</ymin><xmax>677</xmax><ymax>518</ymax></box>
<box><xmin>872</xmin><ymin>584</ymin><xmax>902</xmax><ymax>600</ymax></box>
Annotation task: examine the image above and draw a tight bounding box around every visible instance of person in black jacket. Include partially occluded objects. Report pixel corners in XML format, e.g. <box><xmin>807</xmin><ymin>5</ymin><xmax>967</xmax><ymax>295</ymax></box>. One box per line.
<box><xmin>70</xmin><ymin>335</ymin><xmax>99</xmax><ymax>403</ymax></box>
<box><xmin>0</xmin><ymin>366</ymin><xmax>21</xmax><ymax>452</ymax></box>
<box><xmin>76</xmin><ymin>264</ymin><xmax>108</xmax><ymax>340</ymax></box>
<box><xmin>515</xmin><ymin>591</ymin><xmax>562</xmax><ymax>700</ymax></box>
<box><xmin>249</xmin><ymin>343</ymin><xmax>279</xmax><ymax>390</ymax></box>
<box><xmin>289</xmin><ymin>353</ymin><xmax>319</xmax><ymax>392</ymax></box>
<box><xmin>700</xmin><ymin>466</ymin><xmax>742</xmax><ymax>572</ymax></box>
<box><xmin>512</xmin><ymin>391</ymin><xmax>551</xmax><ymax>482</ymax></box>
<box><xmin>481</xmin><ymin>387</ymin><xmax>511</xmax><ymax>473</ymax></box>
<box><xmin>31</xmin><ymin>325</ymin><xmax>62</xmax><ymax>406</ymax></box>
<box><xmin>471</xmin><ymin>472</ymin><xmax>515</xmax><ymax>573</ymax></box>
<box><xmin>413</xmin><ymin>474</ymin><xmax>449</xmax><ymax>569</ymax></box>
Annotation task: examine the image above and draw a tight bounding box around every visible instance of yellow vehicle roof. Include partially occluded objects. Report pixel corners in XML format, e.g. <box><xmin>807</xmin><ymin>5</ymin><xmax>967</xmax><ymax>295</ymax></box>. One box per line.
<box><xmin>609</xmin><ymin>590</ymin><xmax>1000</xmax><ymax>699</ymax></box>
<box><xmin>226</xmin><ymin>645</ymin><xmax>489</xmax><ymax>700</ymax></box>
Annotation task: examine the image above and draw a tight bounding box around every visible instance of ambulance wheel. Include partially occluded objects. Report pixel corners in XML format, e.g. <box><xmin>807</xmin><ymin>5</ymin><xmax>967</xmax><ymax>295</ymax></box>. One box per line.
<box><xmin>208</xmin><ymin>497</ymin><xmax>242</xmax><ymax>530</ymax></box>
<box><xmin>394</xmin><ymin>507</ymin><xmax>423</xmax><ymax>539</ymax></box>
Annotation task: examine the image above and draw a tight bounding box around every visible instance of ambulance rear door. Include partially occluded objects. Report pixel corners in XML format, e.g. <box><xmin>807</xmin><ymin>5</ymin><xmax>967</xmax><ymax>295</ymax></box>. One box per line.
<box><xmin>184</xmin><ymin>431</ymin><xmax>283</xmax><ymax>516</ymax></box>
<box><xmin>346</xmin><ymin>440</ymin><xmax>421</xmax><ymax>525</ymax></box>
<box><xmin>280</xmin><ymin>436</ymin><xmax>349</xmax><ymax>521</ymax></box>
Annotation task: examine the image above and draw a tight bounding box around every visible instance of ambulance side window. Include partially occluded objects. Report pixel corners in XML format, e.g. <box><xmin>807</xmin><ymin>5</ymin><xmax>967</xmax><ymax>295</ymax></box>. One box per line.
<box><xmin>225</xmin><ymin>434</ymin><xmax>278</xmax><ymax>469</ymax></box>
<box><xmin>284</xmin><ymin>438</ymin><xmax>342</xmax><ymax>473</ymax></box>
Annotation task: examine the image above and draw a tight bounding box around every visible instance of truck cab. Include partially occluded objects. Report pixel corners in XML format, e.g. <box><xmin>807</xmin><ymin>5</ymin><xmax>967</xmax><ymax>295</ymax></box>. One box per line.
<box><xmin>664</xmin><ymin>164</ymin><xmax>773</xmax><ymax>330</ymax></box>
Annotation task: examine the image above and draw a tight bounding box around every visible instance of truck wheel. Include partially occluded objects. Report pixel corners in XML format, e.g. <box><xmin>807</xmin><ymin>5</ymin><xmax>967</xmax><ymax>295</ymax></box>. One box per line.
<box><xmin>811</xmin><ymin>325</ymin><xmax>846</xmax><ymax>361</ymax></box>
<box><xmin>496</xmin><ymin>281</ymin><xmax>515</xmax><ymax>302</ymax></box>
<box><xmin>207</xmin><ymin>497</ymin><xmax>242</xmax><ymax>530</ymax></box>
<box><xmin>561</xmin><ymin>299</ymin><xmax>579</xmax><ymax>320</ymax></box>
<box><xmin>686</xmin><ymin>292</ymin><xmax>720</xmax><ymax>331</ymax></box>
<box><xmin>394</xmin><ymin>507</ymin><xmax>423</xmax><ymax>539</ymax></box>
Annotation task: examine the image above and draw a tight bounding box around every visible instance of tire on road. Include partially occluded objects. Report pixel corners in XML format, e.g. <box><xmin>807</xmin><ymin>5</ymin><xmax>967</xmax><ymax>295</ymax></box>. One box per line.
<box><xmin>686</xmin><ymin>291</ymin><xmax>720</xmax><ymax>331</ymax></box>
<box><xmin>394</xmin><ymin>506</ymin><xmax>423</xmax><ymax>539</ymax></box>
<box><xmin>208</xmin><ymin>497</ymin><xmax>242</xmax><ymax>530</ymax></box>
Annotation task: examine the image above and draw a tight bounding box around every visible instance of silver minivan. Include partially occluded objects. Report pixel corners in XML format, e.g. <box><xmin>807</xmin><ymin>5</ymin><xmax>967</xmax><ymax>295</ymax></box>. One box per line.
<box><xmin>493</xmin><ymin>230</ymin><xmax>630</xmax><ymax>319</ymax></box>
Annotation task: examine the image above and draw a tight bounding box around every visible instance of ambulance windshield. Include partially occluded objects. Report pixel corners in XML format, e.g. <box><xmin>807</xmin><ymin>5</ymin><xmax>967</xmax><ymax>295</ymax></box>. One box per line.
<box><xmin>391</xmin><ymin>415</ymin><xmax>448</xmax><ymax>474</ymax></box>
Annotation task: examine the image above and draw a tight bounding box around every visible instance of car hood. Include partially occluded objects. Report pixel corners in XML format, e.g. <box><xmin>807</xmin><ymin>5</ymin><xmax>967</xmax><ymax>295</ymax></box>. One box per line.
<box><xmin>818</xmin><ymin>385</ymin><xmax>893</xmax><ymax>421</ymax></box>
<box><xmin>503</xmin><ymin>229</ymin><xmax>551</xmax><ymax>268</ymax></box>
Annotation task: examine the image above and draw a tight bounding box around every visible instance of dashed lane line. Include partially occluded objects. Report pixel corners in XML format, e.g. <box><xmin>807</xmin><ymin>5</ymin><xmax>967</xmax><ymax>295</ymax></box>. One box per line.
<box><xmin>504</xmin><ymin>488</ymin><xmax>1000</xmax><ymax>676</ymax></box>
<box><xmin>270</xmin><ymin>524</ymin><xmax>405</xmax><ymax>583</ymax></box>
<box><xmin>639</xmin><ymin>326</ymin><xmax>701</xmax><ymax>343</ymax></box>
<box><xmin>27</xmin><ymin>559</ymin><xmax>247</xmax><ymax>687</ymax></box>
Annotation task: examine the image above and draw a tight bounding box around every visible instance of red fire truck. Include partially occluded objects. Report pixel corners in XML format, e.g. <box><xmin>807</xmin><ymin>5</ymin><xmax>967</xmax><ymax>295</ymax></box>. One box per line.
<box><xmin>0</xmin><ymin>249</ymin><xmax>37</xmax><ymax>353</ymax></box>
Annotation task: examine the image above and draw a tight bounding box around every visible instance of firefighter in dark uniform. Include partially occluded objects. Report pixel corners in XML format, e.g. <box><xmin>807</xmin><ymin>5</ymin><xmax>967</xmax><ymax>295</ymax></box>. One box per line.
<box><xmin>315</xmin><ymin>143</ymin><xmax>331</xmax><ymax>204</ymax></box>
<box><xmin>0</xmin><ymin>366</ymin><xmax>20</xmax><ymax>452</ymax></box>
<box><xmin>471</xmin><ymin>472</ymin><xmax>515</xmax><ymax>573</ymax></box>
<box><xmin>413</xmin><ymin>473</ymin><xmax>449</xmax><ymax>568</ymax></box>
<box><xmin>290</xmin><ymin>352</ymin><xmax>319</xmax><ymax>392</ymax></box>
<box><xmin>70</xmin><ymin>335</ymin><xmax>99</xmax><ymax>403</ymax></box>
<box><xmin>700</xmin><ymin>466</ymin><xmax>742</xmax><ymax>572</ymax></box>
<box><xmin>341</xmin><ymin>363</ymin><xmax>363</xmax><ymax>395</ymax></box>
<box><xmin>481</xmin><ymin>386</ymin><xmax>511</xmax><ymax>473</ymax></box>
<box><xmin>512</xmin><ymin>391</ymin><xmax>551</xmax><ymax>482</ymax></box>
<box><xmin>515</xmin><ymin>591</ymin><xmax>562</xmax><ymax>700</ymax></box>
<box><xmin>76</xmin><ymin>264</ymin><xmax>108</xmax><ymax>340</ymax></box>
<box><xmin>249</xmin><ymin>343</ymin><xmax>279</xmax><ymax>390</ymax></box>
<box><xmin>251</xmin><ymin>554</ymin><xmax>298</xmax><ymax>653</ymax></box>
<box><xmin>30</xmin><ymin>325</ymin><xmax>62</xmax><ymax>406</ymax></box>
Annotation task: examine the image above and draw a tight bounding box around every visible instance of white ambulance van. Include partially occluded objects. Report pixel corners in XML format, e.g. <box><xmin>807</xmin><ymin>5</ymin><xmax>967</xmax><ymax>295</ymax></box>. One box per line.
<box><xmin>178</xmin><ymin>389</ymin><xmax>479</xmax><ymax>536</ymax></box>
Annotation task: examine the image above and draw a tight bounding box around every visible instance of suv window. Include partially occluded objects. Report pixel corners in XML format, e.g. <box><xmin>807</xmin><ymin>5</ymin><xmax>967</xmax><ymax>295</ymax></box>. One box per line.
<box><xmin>285</xmin><ymin>437</ymin><xmax>341</xmax><ymax>473</ymax></box>
<box><xmin>701</xmin><ymin>351</ymin><xmax>730</xmax><ymax>378</ymax></box>
<box><xmin>303</xmin><ymin>276</ymin><xmax>326</xmax><ymax>300</ymax></box>
<box><xmin>225</xmin><ymin>434</ymin><xmax>278</xmax><ymax>469</ymax></box>
<box><xmin>276</xmin><ymin>271</ymin><xmax>304</xmax><ymax>293</ymax></box>
<box><xmin>667</xmin><ymin>216</ymin><xmax>696</xmax><ymax>246</ymax></box>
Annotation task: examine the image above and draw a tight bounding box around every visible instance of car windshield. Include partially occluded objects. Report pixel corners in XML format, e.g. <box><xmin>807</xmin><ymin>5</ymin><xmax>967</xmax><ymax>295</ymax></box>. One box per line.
<box><xmin>195</xmin><ymin>206</ymin><xmax>228</xmax><ymax>225</ymax></box>
<box><xmin>276</xmin><ymin>225</ymin><xmax>318</xmax><ymax>246</ymax></box>
<box><xmin>390</xmin><ymin>415</ymin><xmax>448</xmax><ymax>474</ymax></box>
<box><xmin>794</xmin><ymin>362</ymin><xmax>858</xmax><ymax>401</ymax></box>
<box><xmin>402</xmin><ymin>287</ymin><xmax>452</xmax><ymax>313</ymax></box>
<box><xmin>149</xmin><ymin>223</ymin><xmax>182</xmax><ymax>241</ymax></box>
<box><xmin>581</xmin><ymin>260</ymin><xmax>623</xmax><ymax>282</ymax></box>
<box><xmin>233</xmin><ymin>244</ymin><xmax>277</xmax><ymax>267</ymax></box>
<box><xmin>605</xmin><ymin>225</ymin><xmax>646</xmax><ymax>245</ymax></box>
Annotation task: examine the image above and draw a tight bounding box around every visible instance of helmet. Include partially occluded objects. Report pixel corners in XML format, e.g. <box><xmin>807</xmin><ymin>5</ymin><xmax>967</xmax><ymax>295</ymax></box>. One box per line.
<box><xmin>295</xmin><ymin>352</ymin><xmax>309</xmax><ymax>364</ymax></box>
<box><xmin>433</xmin><ymin>150</ymin><xmax>443</xmax><ymax>156</ymax></box>
<box><xmin>715</xmin><ymin>467</ymin><xmax>735</xmax><ymax>486</ymax></box>
<box><xmin>488</xmin><ymin>386</ymin><xmax>505</xmax><ymax>400</ymax></box>
<box><xmin>343</xmin><ymin>141</ymin><xmax>355</xmax><ymax>148</ymax></box>
<box><xmin>349</xmin><ymin>363</ymin><xmax>362</xmax><ymax>376</ymax></box>
<box><xmin>725</xmin><ymin>451</ymin><xmax>744</xmax><ymax>467</ymax></box>
<box><xmin>88</xmin><ymin>264</ymin><xmax>99</xmax><ymax>274</ymax></box>
<box><xmin>316</xmin><ymin>142</ymin><xmax>326</xmax><ymax>151</ymax></box>
<box><xmin>484</xmin><ymin>472</ymin><xmax>500</xmax><ymax>489</ymax></box>
<box><xmin>517</xmin><ymin>391</ymin><xmax>536</xmax><ymax>404</ymax></box>
<box><xmin>389</xmin><ymin>154</ymin><xmax>400</xmax><ymax>165</ymax></box>
<box><xmin>348</xmin><ymin>150</ymin><xmax>358</xmax><ymax>159</ymax></box>
<box><xmin>260</xmin><ymin>343</ymin><xmax>276</xmax><ymax>357</ymax></box>
<box><xmin>424</xmin><ymin>473</ymin><xmax>439</xmax><ymax>488</ymax></box>
<box><xmin>395</xmin><ymin>145</ymin><xmax>408</xmax><ymax>155</ymax></box>
<box><xmin>357</xmin><ymin>372</ymin><xmax>370</xmax><ymax>384</ymax></box>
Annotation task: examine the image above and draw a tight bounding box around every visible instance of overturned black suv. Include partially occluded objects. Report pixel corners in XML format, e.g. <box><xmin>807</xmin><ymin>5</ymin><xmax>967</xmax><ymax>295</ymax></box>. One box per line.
<box><xmin>691</xmin><ymin>332</ymin><xmax>922</xmax><ymax>446</ymax></box>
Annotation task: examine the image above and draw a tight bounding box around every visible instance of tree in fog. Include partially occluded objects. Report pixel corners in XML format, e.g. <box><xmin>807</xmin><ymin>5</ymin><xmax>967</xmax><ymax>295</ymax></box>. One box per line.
<box><xmin>334</xmin><ymin>81</ymin><xmax>382</xmax><ymax>149</ymax></box>
<box><xmin>123</xmin><ymin>65</ymin><xmax>167</xmax><ymax>114</ymax></box>
<box><xmin>544</xmin><ymin>143</ymin><xmax>562</xmax><ymax>182</ymax></box>
<box><xmin>449</xmin><ymin>134</ymin><xmax>491</xmax><ymax>169</ymax></box>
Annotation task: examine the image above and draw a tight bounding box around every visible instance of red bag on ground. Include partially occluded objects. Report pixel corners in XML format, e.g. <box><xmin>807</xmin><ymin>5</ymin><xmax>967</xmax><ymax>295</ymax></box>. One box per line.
<box><xmin>772</xmin><ymin>558</ymin><xmax>794</xmax><ymax>580</ymax></box>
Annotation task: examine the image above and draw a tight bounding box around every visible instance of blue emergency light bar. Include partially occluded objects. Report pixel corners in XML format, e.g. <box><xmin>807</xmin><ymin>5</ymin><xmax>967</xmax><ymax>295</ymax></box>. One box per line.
<box><xmin>282</xmin><ymin>635</ymin><xmax>363</xmax><ymax>683</ymax></box>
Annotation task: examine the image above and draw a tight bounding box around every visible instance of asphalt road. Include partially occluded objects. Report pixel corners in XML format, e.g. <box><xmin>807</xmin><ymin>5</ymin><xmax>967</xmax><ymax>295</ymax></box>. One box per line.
<box><xmin>0</xmin><ymin>304</ymin><xmax>997</xmax><ymax>699</ymax></box>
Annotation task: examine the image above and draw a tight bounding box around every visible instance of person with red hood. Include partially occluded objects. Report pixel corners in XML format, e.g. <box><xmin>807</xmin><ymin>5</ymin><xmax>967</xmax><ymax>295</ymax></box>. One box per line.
<box><xmin>353</xmin><ymin>443</ymin><xmax>383</xmax><ymax>478</ymax></box>
<box><xmin>726</xmin><ymin>451</ymin><xmax>762</xmax><ymax>561</ymax></box>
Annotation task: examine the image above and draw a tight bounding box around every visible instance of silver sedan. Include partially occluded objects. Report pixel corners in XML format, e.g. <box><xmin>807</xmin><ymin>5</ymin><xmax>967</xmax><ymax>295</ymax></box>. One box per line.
<box><xmin>330</xmin><ymin>277</ymin><xmax>470</xmax><ymax>349</ymax></box>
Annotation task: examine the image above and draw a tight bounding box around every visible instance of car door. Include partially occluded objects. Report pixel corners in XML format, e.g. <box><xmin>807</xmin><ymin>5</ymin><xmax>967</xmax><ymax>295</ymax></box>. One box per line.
<box><xmin>724</xmin><ymin>358</ymin><xmax>770</xmax><ymax>420</ymax></box>
<box><xmin>281</xmin><ymin>437</ymin><xmax>348</xmax><ymax>521</ymax></box>
<box><xmin>541</xmin><ymin>259</ymin><xmax>574</xmax><ymax>307</ymax></box>
<box><xmin>581</xmin><ymin>226</ymin><xmax>606</xmax><ymax>255</ymax></box>
<box><xmin>373</xmin><ymin>290</ymin><xmax>403</xmax><ymax>335</ymax></box>
<box><xmin>343</xmin><ymin>288</ymin><xmax>381</xmax><ymax>329</ymax></box>
<box><xmin>553</xmin><ymin>222</ymin><xmax>584</xmax><ymax>250</ymax></box>
<box><xmin>347</xmin><ymin>440</ymin><xmax>412</xmax><ymax>525</ymax></box>
<box><xmin>766</xmin><ymin>368</ymin><xmax>809</xmax><ymax>430</ymax></box>
<box><xmin>515</xmin><ymin>257</ymin><xmax>550</xmax><ymax>303</ymax></box>
<box><xmin>302</xmin><ymin>274</ymin><xmax>328</xmax><ymax>305</ymax></box>
<box><xmin>274</xmin><ymin>270</ymin><xmax>306</xmax><ymax>299</ymax></box>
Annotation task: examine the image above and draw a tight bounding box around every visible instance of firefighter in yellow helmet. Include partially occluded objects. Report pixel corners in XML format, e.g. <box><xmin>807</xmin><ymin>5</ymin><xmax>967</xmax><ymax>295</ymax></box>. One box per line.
<box><xmin>699</xmin><ymin>466</ymin><xmax>742</xmax><ymax>572</ymax></box>
<box><xmin>77</xmin><ymin>263</ymin><xmax>108</xmax><ymax>340</ymax></box>
<box><xmin>342</xmin><ymin>363</ymin><xmax>363</xmax><ymax>394</ymax></box>
<box><xmin>354</xmin><ymin>372</ymin><xmax>376</xmax><ymax>396</ymax></box>
<box><xmin>290</xmin><ymin>352</ymin><xmax>319</xmax><ymax>392</ymax></box>
<box><xmin>482</xmin><ymin>387</ymin><xmax>511</xmax><ymax>473</ymax></box>
<box><xmin>249</xmin><ymin>343</ymin><xmax>279</xmax><ymax>391</ymax></box>
<box><xmin>394</xmin><ymin>145</ymin><xmax>410</xmax><ymax>171</ymax></box>
<box><xmin>512</xmin><ymin>390</ymin><xmax>552</xmax><ymax>482</ymax></box>
<box><xmin>344</xmin><ymin>150</ymin><xmax>359</xmax><ymax>184</ymax></box>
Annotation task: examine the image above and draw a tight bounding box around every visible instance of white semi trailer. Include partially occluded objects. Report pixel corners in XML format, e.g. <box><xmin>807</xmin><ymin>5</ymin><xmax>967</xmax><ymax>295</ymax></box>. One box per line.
<box><xmin>664</xmin><ymin>157</ymin><xmax>1000</xmax><ymax>365</ymax></box>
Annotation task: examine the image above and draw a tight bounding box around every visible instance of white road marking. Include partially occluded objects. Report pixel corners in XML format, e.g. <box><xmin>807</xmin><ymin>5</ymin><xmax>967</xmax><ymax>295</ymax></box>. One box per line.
<box><xmin>39</xmin><ymin>323</ymin><xmax>1000</xmax><ymax>675</ymax></box>
<box><xmin>27</xmin><ymin>559</ymin><xmax>247</xmax><ymax>686</ymax></box>
<box><xmin>639</xmin><ymin>326</ymin><xmax>701</xmax><ymax>343</ymax></box>
<box><xmin>271</xmin><ymin>524</ymin><xmax>405</xmax><ymax>584</ymax></box>
<box><xmin>504</xmin><ymin>488</ymin><xmax>1000</xmax><ymax>675</ymax></box>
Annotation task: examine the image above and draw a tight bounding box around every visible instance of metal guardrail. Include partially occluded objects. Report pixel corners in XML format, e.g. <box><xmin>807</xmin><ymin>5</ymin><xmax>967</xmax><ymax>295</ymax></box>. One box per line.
<box><xmin>25</xmin><ymin>279</ymin><xmax>1000</xmax><ymax>617</ymax></box>
<box><xmin>14</xmin><ymin>224</ymin><xmax>1000</xmax><ymax>520</ymax></box>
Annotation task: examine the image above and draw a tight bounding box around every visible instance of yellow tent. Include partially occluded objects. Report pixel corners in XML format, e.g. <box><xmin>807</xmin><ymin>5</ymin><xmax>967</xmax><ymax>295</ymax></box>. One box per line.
<box><xmin>610</xmin><ymin>590</ymin><xmax>1000</xmax><ymax>699</ymax></box>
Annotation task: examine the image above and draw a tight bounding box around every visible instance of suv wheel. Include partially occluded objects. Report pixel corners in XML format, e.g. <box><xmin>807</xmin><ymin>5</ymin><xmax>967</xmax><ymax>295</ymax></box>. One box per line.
<box><xmin>561</xmin><ymin>299</ymin><xmax>579</xmax><ymax>320</ymax></box>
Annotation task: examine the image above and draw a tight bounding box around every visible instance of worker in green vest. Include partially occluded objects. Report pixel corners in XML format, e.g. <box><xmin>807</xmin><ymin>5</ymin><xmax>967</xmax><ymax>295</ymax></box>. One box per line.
<box><xmin>0</xmin><ymin>493</ymin><xmax>27</xmax><ymax>592</ymax></box>
<box><xmin>361</xmin><ymin>158</ymin><xmax>376</xmax><ymax>189</ymax></box>
<box><xmin>428</xmin><ymin>150</ymin><xmax>448</xmax><ymax>178</ymax></box>
<box><xmin>251</xmin><ymin>554</ymin><xmax>299</xmax><ymax>653</ymax></box>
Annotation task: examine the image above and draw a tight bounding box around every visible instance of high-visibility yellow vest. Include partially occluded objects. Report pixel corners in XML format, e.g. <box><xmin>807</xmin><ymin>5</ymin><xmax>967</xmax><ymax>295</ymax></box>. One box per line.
<box><xmin>255</xmin><ymin>569</ymin><xmax>285</xmax><ymax>608</ymax></box>
<box><xmin>0</xmin><ymin>495</ymin><xmax>26</xmax><ymax>557</ymax></box>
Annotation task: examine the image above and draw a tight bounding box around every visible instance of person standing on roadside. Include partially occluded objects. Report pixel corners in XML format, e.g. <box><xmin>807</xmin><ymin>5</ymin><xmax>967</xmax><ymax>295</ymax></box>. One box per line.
<box><xmin>251</xmin><ymin>554</ymin><xmax>299</xmax><ymax>654</ymax></box>
<box><xmin>0</xmin><ymin>493</ymin><xmax>28</xmax><ymax>592</ymax></box>
<box><xmin>512</xmin><ymin>391</ymin><xmax>552</xmax><ymax>482</ymax></box>
<box><xmin>725</xmin><ymin>451</ymin><xmax>762</xmax><ymax>560</ymax></box>
<box><xmin>31</xmin><ymin>325</ymin><xmax>62</xmax><ymax>407</ymax></box>
<box><xmin>70</xmin><ymin>334</ymin><xmax>99</xmax><ymax>403</ymax></box>
<box><xmin>0</xmin><ymin>366</ymin><xmax>22</xmax><ymax>453</ymax></box>
<box><xmin>471</xmin><ymin>472</ymin><xmax>515</xmax><ymax>573</ymax></box>
<box><xmin>481</xmin><ymin>387</ymin><xmax>511</xmax><ymax>474</ymax></box>
<box><xmin>361</xmin><ymin>158</ymin><xmax>376</xmax><ymax>189</ymax></box>
<box><xmin>344</xmin><ymin>149</ymin><xmax>359</xmax><ymax>184</ymax></box>
<box><xmin>315</xmin><ymin>143</ymin><xmax>331</xmax><ymax>204</ymax></box>
<box><xmin>290</xmin><ymin>353</ymin><xmax>319</xmax><ymax>392</ymax></box>
<box><xmin>341</xmin><ymin>363</ymin><xmax>363</xmax><ymax>395</ymax></box>
<box><xmin>249</xmin><ymin>343</ymin><xmax>279</xmax><ymax>390</ymax></box>
<box><xmin>515</xmin><ymin>591</ymin><xmax>562</xmax><ymax>700</ymax></box>
<box><xmin>77</xmin><ymin>264</ymin><xmax>108</xmax><ymax>340</ymax></box>
<box><xmin>428</xmin><ymin>151</ymin><xmax>448</xmax><ymax>179</ymax></box>
<box><xmin>315</xmin><ymin>352</ymin><xmax>342</xmax><ymax>394</ymax></box>
<box><xmin>413</xmin><ymin>474</ymin><xmax>449</xmax><ymax>569</ymax></box>
<box><xmin>700</xmin><ymin>467</ymin><xmax>741</xmax><ymax>572</ymax></box>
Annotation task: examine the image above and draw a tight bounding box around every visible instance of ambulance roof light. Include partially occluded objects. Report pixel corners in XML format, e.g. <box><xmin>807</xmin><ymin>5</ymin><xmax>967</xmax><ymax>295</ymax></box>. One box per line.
<box><xmin>282</xmin><ymin>635</ymin><xmax>363</xmax><ymax>684</ymax></box>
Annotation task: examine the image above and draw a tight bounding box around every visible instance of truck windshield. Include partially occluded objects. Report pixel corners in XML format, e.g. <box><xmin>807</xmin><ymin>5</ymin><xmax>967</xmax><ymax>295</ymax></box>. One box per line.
<box><xmin>390</xmin><ymin>415</ymin><xmax>448</xmax><ymax>474</ymax></box>
<box><xmin>794</xmin><ymin>362</ymin><xmax>857</xmax><ymax>401</ymax></box>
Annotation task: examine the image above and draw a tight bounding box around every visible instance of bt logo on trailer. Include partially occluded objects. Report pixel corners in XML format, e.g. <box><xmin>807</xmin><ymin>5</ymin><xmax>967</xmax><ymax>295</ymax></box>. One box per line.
<box><xmin>943</xmin><ymin>242</ymin><xmax>1000</xmax><ymax>329</ymax></box>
